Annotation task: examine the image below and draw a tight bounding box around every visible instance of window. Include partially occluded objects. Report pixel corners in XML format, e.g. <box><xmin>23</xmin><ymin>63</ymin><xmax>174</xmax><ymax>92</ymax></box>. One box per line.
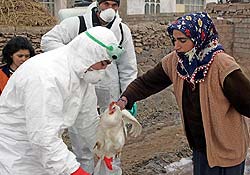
<box><xmin>145</xmin><ymin>3</ymin><xmax>150</xmax><ymax>14</ymax></box>
<box><xmin>176</xmin><ymin>0</ymin><xmax>184</xmax><ymax>4</ymax></box>
<box><xmin>184</xmin><ymin>0</ymin><xmax>204</xmax><ymax>12</ymax></box>
<box><xmin>150</xmin><ymin>4</ymin><xmax>155</xmax><ymax>14</ymax></box>
<box><xmin>156</xmin><ymin>4</ymin><xmax>160</xmax><ymax>14</ymax></box>
<box><xmin>38</xmin><ymin>0</ymin><xmax>55</xmax><ymax>15</ymax></box>
<box><xmin>144</xmin><ymin>0</ymin><xmax>160</xmax><ymax>14</ymax></box>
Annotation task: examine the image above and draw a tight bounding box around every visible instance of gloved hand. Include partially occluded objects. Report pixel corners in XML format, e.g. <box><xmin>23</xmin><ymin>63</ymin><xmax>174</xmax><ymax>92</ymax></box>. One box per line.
<box><xmin>128</xmin><ymin>102</ymin><xmax>137</xmax><ymax>117</ymax></box>
<box><xmin>71</xmin><ymin>167</ymin><xmax>90</xmax><ymax>175</ymax></box>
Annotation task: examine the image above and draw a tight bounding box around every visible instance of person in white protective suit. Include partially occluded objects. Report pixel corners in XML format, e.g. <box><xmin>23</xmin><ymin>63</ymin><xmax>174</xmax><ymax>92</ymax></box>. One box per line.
<box><xmin>41</xmin><ymin>0</ymin><xmax>138</xmax><ymax>172</ymax></box>
<box><xmin>41</xmin><ymin>0</ymin><xmax>137</xmax><ymax>113</ymax></box>
<box><xmin>0</xmin><ymin>26</ymin><xmax>122</xmax><ymax>175</ymax></box>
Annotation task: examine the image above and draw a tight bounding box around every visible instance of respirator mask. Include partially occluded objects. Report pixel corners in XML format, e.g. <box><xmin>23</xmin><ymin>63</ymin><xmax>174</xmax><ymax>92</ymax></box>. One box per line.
<box><xmin>84</xmin><ymin>69</ymin><xmax>105</xmax><ymax>84</ymax></box>
<box><xmin>99</xmin><ymin>8</ymin><xmax>116</xmax><ymax>23</ymax></box>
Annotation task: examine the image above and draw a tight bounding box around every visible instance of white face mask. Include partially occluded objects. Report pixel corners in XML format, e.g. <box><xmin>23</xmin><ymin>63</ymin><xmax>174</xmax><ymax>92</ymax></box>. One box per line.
<box><xmin>83</xmin><ymin>69</ymin><xmax>105</xmax><ymax>84</ymax></box>
<box><xmin>99</xmin><ymin>8</ymin><xmax>116</xmax><ymax>23</ymax></box>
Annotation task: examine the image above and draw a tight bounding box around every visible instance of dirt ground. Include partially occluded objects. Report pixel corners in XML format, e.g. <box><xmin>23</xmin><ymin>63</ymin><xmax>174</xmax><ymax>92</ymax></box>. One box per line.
<box><xmin>120</xmin><ymin>88</ymin><xmax>192</xmax><ymax>175</ymax></box>
<box><xmin>118</xmin><ymin>49</ymin><xmax>191</xmax><ymax>174</ymax></box>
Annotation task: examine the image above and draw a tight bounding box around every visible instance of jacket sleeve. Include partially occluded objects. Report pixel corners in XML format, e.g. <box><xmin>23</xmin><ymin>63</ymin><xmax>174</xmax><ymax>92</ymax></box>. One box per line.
<box><xmin>0</xmin><ymin>69</ymin><xmax>9</xmax><ymax>95</ymax></box>
<box><xmin>122</xmin><ymin>62</ymin><xmax>172</xmax><ymax>109</ymax></box>
<box><xmin>223</xmin><ymin>69</ymin><xmax>250</xmax><ymax>117</ymax></box>
<box><xmin>23</xmin><ymin>76</ymin><xmax>80</xmax><ymax>175</ymax></box>
<box><xmin>41</xmin><ymin>16</ymin><xmax>80</xmax><ymax>52</ymax></box>
<box><xmin>116</xmin><ymin>24</ymin><xmax>138</xmax><ymax>93</ymax></box>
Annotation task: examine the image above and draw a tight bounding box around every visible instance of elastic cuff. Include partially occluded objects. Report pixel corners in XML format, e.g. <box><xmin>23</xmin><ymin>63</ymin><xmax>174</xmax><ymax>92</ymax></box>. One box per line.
<box><xmin>71</xmin><ymin>167</ymin><xmax>90</xmax><ymax>175</ymax></box>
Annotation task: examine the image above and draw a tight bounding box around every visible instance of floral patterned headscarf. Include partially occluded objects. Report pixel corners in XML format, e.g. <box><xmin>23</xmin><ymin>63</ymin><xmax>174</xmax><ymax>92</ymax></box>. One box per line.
<box><xmin>167</xmin><ymin>12</ymin><xmax>224</xmax><ymax>87</ymax></box>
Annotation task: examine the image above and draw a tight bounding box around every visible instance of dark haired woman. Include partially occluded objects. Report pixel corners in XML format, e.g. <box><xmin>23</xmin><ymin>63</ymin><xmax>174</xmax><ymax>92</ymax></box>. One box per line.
<box><xmin>0</xmin><ymin>36</ymin><xmax>35</xmax><ymax>95</ymax></box>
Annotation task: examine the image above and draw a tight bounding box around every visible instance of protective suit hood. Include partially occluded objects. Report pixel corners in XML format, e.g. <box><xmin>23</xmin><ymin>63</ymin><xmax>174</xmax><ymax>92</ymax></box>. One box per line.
<box><xmin>66</xmin><ymin>26</ymin><xmax>118</xmax><ymax>78</ymax></box>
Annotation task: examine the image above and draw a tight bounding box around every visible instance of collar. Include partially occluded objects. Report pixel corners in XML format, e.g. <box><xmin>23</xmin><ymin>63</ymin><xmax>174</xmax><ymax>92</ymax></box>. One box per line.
<box><xmin>176</xmin><ymin>40</ymin><xmax>224</xmax><ymax>87</ymax></box>
<box><xmin>1</xmin><ymin>64</ymin><xmax>12</xmax><ymax>78</ymax></box>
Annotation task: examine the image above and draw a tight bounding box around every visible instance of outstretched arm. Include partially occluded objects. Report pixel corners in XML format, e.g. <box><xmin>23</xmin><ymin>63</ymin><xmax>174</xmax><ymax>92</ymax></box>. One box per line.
<box><xmin>117</xmin><ymin>62</ymin><xmax>172</xmax><ymax>110</ymax></box>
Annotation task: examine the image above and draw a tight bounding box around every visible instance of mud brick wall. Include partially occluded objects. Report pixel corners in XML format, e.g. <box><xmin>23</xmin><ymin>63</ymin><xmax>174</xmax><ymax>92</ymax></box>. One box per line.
<box><xmin>233</xmin><ymin>18</ymin><xmax>250</xmax><ymax>76</ymax></box>
<box><xmin>206</xmin><ymin>2</ymin><xmax>250</xmax><ymax>19</ymax></box>
<box><xmin>206</xmin><ymin>2</ymin><xmax>250</xmax><ymax>76</ymax></box>
<box><xmin>213</xmin><ymin>19</ymin><xmax>234</xmax><ymax>56</ymax></box>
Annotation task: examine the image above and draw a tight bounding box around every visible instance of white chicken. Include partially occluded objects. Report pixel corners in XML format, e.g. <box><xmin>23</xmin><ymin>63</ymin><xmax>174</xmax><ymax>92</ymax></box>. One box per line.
<box><xmin>94</xmin><ymin>101</ymin><xmax>142</xmax><ymax>159</ymax></box>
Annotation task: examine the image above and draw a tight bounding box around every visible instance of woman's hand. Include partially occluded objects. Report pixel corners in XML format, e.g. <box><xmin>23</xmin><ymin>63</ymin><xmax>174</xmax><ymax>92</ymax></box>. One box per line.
<box><xmin>116</xmin><ymin>96</ymin><xmax>128</xmax><ymax>110</ymax></box>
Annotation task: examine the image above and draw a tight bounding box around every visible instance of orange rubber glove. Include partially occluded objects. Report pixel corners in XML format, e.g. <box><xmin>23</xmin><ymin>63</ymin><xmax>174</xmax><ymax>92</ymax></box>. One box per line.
<box><xmin>71</xmin><ymin>167</ymin><xmax>90</xmax><ymax>175</ymax></box>
<box><xmin>104</xmin><ymin>156</ymin><xmax>113</xmax><ymax>170</ymax></box>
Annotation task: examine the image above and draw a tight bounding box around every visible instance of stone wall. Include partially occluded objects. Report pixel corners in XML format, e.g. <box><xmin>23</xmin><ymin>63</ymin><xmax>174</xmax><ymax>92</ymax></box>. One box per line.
<box><xmin>206</xmin><ymin>2</ymin><xmax>250</xmax><ymax>75</ymax></box>
<box><xmin>129</xmin><ymin>22</ymin><xmax>172</xmax><ymax>54</ymax></box>
<box><xmin>0</xmin><ymin>7</ymin><xmax>250</xmax><ymax>76</ymax></box>
<box><xmin>0</xmin><ymin>19</ymin><xmax>245</xmax><ymax>59</ymax></box>
<box><xmin>124</xmin><ymin>13</ymin><xmax>185</xmax><ymax>25</ymax></box>
<box><xmin>0</xmin><ymin>26</ymin><xmax>52</xmax><ymax>62</ymax></box>
<box><xmin>206</xmin><ymin>2</ymin><xmax>250</xmax><ymax>19</ymax></box>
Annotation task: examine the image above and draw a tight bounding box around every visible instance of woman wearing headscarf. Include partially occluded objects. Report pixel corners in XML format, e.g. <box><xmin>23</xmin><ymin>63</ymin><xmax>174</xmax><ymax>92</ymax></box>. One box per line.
<box><xmin>0</xmin><ymin>26</ymin><xmax>122</xmax><ymax>175</ymax></box>
<box><xmin>116</xmin><ymin>12</ymin><xmax>250</xmax><ymax>175</ymax></box>
<box><xmin>0</xmin><ymin>36</ymin><xmax>35</xmax><ymax>95</ymax></box>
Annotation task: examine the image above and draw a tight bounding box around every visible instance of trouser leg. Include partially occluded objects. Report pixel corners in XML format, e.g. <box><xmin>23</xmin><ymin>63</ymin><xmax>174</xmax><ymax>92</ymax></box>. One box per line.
<box><xmin>68</xmin><ymin>123</ymin><xmax>98</xmax><ymax>174</ymax></box>
<box><xmin>193</xmin><ymin>149</ymin><xmax>245</xmax><ymax>175</ymax></box>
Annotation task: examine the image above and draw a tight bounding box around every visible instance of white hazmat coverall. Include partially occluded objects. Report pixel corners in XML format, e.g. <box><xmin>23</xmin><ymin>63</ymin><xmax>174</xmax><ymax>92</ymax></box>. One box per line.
<box><xmin>0</xmin><ymin>26</ymin><xmax>118</xmax><ymax>175</ymax></box>
<box><xmin>41</xmin><ymin>2</ymin><xmax>138</xmax><ymax>113</ymax></box>
<box><xmin>41</xmin><ymin>2</ymin><xmax>138</xmax><ymax>172</ymax></box>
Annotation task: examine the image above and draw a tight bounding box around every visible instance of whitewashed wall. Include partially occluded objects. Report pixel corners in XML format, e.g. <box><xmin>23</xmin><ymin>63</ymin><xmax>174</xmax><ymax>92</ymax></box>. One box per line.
<box><xmin>206</xmin><ymin>0</ymin><xmax>218</xmax><ymax>3</ymax></box>
<box><xmin>160</xmin><ymin>0</ymin><xmax>176</xmax><ymax>13</ymax></box>
<box><xmin>127</xmin><ymin>0</ymin><xmax>145</xmax><ymax>15</ymax></box>
<box><xmin>127</xmin><ymin>0</ymin><xmax>175</xmax><ymax>15</ymax></box>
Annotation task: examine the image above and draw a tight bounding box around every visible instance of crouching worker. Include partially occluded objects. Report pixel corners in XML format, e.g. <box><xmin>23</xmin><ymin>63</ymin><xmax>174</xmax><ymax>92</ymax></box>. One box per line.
<box><xmin>0</xmin><ymin>26</ymin><xmax>123</xmax><ymax>175</ymax></box>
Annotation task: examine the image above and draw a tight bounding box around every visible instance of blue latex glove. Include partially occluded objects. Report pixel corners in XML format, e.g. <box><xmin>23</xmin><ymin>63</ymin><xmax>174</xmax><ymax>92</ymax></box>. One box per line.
<box><xmin>129</xmin><ymin>102</ymin><xmax>137</xmax><ymax>117</ymax></box>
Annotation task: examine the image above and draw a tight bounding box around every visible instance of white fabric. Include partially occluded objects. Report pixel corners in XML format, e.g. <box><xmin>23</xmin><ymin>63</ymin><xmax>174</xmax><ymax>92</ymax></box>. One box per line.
<box><xmin>41</xmin><ymin>3</ymin><xmax>137</xmax><ymax>173</ymax></box>
<box><xmin>41</xmin><ymin>2</ymin><xmax>138</xmax><ymax>112</ymax></box>
<box><xmin>0</xmin><ymin>26</ymin><xmax>118</xmax><ymax>175</ymax></box>
<box><xmin>58</xmin><ymin>7</ymin><xmax>88</xmax><ymax>22</ymax></box>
